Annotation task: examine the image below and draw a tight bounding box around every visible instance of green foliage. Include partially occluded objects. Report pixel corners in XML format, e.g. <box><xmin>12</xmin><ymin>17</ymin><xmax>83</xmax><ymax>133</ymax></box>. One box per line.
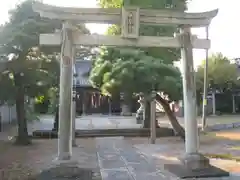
<box><xmin>25</xmin><ymin>102</ymin><xmax>40</xmax><ymax>122</ymax></box>
<box><xmin>47</xmin><ymin>87</ymin><xmax>59</xmax><ymax>114</ymax></box>
<box><xmin>35</xmin><ymin>95</ymin><xmax>45</xmax><ymax>104</ymax></box>
<box><xmin>92</xmin><ymin>0</ymin><xmax>188</xmax><ymax>102</ymax></box>
<box><xmin>0</xmin><ymin>0</ymin><xmax>90</xmax><ymax>144</ymax></box>
<box><xmin>90</xmin><ymin>48</ymin><xmax>182</xmax><ymax>100</ymax></box>
<box><xmin>196</xmin><ymin>53</ymin><xmax>239</xmax><ymax>92</ymax></box>
<box><xmin>34</xmin><ymin>94</ymin><xmax>50</xmax><ymax>114</ymax></box>
<box><xmin>98</xmin><ymin>0</ymin><xmax>187</xmax><ymax>9</ymax></box>
<box><xmin>99</xmin><ymin>0</ymin><xmax>189</xmax><ymax>64</ymax></box>
<box><xmin>0</xmin><ymin>0</ymin><xmax>61</xmax><ymax>103</ymax></box>
<box><xmin>98</xmin><ymin>0</ymin><xmax>123</xmax><ymax>8</ymax></box>
<box><xmin>0</xmin><ymin>0</ymin><xmax>89</xmax><ymax>104</ymax></box>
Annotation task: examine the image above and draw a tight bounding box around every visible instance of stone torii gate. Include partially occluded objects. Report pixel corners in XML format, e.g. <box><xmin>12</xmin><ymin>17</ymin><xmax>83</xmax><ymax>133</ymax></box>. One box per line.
<box><xmin>33</xmin><ymin>2</ymin><xmax>222</xmax><ymax>178</ymax></box>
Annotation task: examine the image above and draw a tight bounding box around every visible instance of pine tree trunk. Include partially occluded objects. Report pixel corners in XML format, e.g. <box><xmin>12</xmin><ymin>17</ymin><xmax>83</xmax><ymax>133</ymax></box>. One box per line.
<box><xmin>156</xmin><ymin>95</ymin><xmax>185</xmax><ymax>140</ymax></box>
<box><xmin>15</xmin><ymin>86</ymin><xmax>31</xmax><ymax>145</ymax></box>
<box><xmin>143</xmin><ymin>100</ymin><xmax>150</xmax><ymax>128</ymax></box>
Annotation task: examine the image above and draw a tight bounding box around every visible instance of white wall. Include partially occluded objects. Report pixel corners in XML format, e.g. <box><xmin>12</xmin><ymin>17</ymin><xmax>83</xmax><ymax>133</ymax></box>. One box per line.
<box><xmin>0</xmin><ymin>104</ymin><xmax>16</xmax><ymax>124</ymax></box>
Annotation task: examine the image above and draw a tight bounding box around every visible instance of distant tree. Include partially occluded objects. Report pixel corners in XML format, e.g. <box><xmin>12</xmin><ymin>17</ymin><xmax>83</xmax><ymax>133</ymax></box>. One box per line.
<box><xmin>0</xmin><ymin>0</ymin><xmax>61</xmax><ymax>145</ymax></box>
<box><xmin>196</xmin><ymin>53</ymin><xmax>239</xmax><ymax>93</ymax></box>
<box><xmin>90</xmin><ymin>0</ymin><xmax>188</xmax><ymax>138</ymax></box>
<box><xmin>0</xmin><ymin>0</ymin><xmax>89</xmax><ymax>145</ymax></box>
<box><xmin>90</xmin><ymin>48</ymin><xmax>185</xmax><ymax>138</ymax></box>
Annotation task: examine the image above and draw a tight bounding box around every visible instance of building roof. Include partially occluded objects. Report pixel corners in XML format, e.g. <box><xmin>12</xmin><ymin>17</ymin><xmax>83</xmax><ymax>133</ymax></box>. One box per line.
<box><xmin>74</xmin><ymin>60</ymin><xmax>92</xmax><ymax>87</ymax></box>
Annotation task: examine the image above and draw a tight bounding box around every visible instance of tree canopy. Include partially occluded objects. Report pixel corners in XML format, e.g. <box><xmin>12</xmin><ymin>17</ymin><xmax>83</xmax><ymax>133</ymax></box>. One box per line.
<box><xmin>196</xmin><ymin>53</ymin><xmax>239</xmax><ymax>93</ymax></box>
<box><xmin>98</xmin><ymin>0</ymin><xmax>187</xmax><ymax>10</ymax></box>
<box><xmin>90</xmin><ymin>48</ymin><xmax>182</xmax><ymax>100</ymax></box>
<box><xmin>91</xmin><ymin>0</ymin><xmax>187</xmax><ymax>136</ymax></box>
<box><xmin>92</xmin><ymin>0</ymin><xmax>188</xmax><ymax>100</ymax></box>
<box><xmin>0</xmin><ymin>0</ymin><xmax>89</xmax><ymax>145</ymax></box>
<box><xmin>0</xmin><ymin>0</ymin><xmax>90</xmax><ymax>103</ymax></box>
<box><xmin>98</xmin><ymin>0</ymin><xmax>189</xmax><ymax>63</ymax></box>
<box><xmin>0</xmin><ymin>0</ymin><xmax>61</xmax><ymax>101</ymax></box>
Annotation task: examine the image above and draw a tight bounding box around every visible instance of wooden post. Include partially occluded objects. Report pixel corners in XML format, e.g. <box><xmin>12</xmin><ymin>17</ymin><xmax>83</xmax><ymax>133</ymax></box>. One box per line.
<box><xmin>82</xmin><ymin>91</ymin><xmax>86</xmax><ymax>115</ymax></box>
<box><xmin>201</xmin><ymin>26</ymin><xmax>209</xmax><ymax>130</ymax></box>
<box><xmin>71</xmin><ymin>48</ymin><xmax>77</xmax><ymax>147</ymax></box>
<box><xmin>58</xmin><ymin>22</ymin><xmax>73</xmax><ymax>161</ymax></box>
<box><xmin>150</xmin><ymin>91</ymin><xmax>156</xmax><ymax>144</ymax></box>
<box><xmin>108</xmin><ymin>97</ymin><xmax>112</xmax><ymax>115</ymax></box>
<box><xmin>212</xmin><ymin>91</ymin><xmax>216</xmax><ymax>115</ymax></box>
<box><xmin>71</xmin><ymin>90</ymin><xmax>77</xmax><ymax>147</ymax></box>
<box><xmin>232</xmin><ymin>94</ymin><xmax>236</xmax><ymax>113</ymax></box>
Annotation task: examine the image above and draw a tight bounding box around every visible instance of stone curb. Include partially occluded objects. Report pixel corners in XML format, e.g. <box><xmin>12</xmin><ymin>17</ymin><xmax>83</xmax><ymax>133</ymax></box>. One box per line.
<box><xmin>205</xmin><ymin>122</ymin><xmax>240</xmax><ymax>132</ymax></box>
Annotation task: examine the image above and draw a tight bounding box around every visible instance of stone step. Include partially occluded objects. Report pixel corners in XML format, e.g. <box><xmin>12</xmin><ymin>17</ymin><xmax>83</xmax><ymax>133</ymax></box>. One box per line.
<box><xmin>31</xmin><ymin>128</ymin><xmax>174</xmax><ymax>139</ymax></box>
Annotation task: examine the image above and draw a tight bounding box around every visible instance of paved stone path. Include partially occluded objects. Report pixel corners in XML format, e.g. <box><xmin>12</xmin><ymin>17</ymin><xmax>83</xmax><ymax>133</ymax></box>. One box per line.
<box><xmin>96</xmin><ymin>137</ymin><xmax>170</xmax><ymax>180</ymax></box>
<box><xmin>95</xmin><ymin>137</ymin><xmax>239</xmax><ymax>180</ymax></box>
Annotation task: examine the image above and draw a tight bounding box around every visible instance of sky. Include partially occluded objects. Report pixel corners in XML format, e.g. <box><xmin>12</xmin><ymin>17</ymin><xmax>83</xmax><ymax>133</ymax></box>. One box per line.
<box><xmin>0</xmin><ymin>0</ymin><xmax>239</xmax><ymax>68</ymax></box>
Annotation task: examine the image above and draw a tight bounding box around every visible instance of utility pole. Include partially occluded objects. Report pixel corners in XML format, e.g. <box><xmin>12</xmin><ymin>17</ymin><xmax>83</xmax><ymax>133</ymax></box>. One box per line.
<box><xmin>201</xmin><ymin>26</ymin><xmax>209</xmax><ymax>130</ymax></box>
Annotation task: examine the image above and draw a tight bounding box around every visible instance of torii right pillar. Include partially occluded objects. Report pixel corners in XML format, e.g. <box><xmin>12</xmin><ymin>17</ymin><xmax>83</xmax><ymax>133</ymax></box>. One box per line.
<box><xmin>180</xmin><ymin>26</ymin><xmax>203</xmax><ymax>167</ymax></box>
<box><xmin>164</xmin><ymin>26</ymin><xmax>229</xmax><ymax>178</ymax></box>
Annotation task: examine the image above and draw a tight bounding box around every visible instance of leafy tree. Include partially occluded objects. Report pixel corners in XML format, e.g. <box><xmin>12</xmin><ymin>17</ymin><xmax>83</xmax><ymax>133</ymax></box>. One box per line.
<box><xmin>91</xmin><ymin>0</ymin><xmax>188</xmax><ymax>138</ymax></box>
<box><xmin>0</xmin><ymin>0</ymin><xmax>63</xmax><ymax>145</ymax></box>
<box><xmin>196</xmin><ymin>53</ymin><xmax>239</xmax><ymax>93</ymax></box>
<box><xmin>0</xmin><ymin>0</ymin><xmax>91</xmax><ymax>145</ymax></box>
<box><xmin>196</xmin><ymin>53</ymin><xmax>240</xmax><ymax>115</ymax></box>
<box><xmin>90</xmin><ymin>48</ymin><xmax>185</xmax><ymax>138</ymax></box>
<box><xmin>98</xmin><ymin>0</ymin><xmax>188</xmax><ymax>62</ymax></box>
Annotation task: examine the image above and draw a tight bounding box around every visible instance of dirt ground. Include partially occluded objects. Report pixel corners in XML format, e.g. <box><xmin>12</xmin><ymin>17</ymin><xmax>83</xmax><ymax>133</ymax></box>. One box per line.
<box><xmin>127</xmin><ymin>128</ymin><xmax>240</xmax><ymax>173</ymax></box>
<box><xmin>0</xmin><ymin>138</ymin><xmax>99</xmax><ymax>180</ymax></box>
<box><xmin>1</xmin><ymin>126</ymin><xmax>240</xmax><ymax>179</ymax></box>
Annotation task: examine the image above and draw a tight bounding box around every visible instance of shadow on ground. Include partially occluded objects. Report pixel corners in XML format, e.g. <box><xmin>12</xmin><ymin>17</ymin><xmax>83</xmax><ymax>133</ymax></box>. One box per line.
<box><xmin>0</xmin><ymin>139</ymin><xmax>100</xmax><ymax>180</ymax></box>
<box><xmin>127</xmin><ymin>129</ymin><xmax>240</xmax><ymax>174</ymax></box>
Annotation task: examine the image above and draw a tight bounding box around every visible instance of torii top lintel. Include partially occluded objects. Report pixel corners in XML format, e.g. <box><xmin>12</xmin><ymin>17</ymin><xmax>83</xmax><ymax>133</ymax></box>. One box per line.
<box><xmin>32</xmin><ymin>2</ymin><xmax>218</xmax><ymax>27</ymax></box>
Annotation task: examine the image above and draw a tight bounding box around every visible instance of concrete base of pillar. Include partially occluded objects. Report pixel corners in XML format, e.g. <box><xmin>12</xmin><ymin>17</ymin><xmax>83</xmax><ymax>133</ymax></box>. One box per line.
<box><xmin>164</xmin><ymin>153</ymin><xmax>229</xmax><ymax>179</ymax></box>
<box><xmin>56</xmin><ymin>152</ymin><xmax>73</xmax><ymax>162</ymax></box>
<box><xmin>180</xmin><ymin>153</ymin><xmax>210</xmax><ymax>169</ymax></box>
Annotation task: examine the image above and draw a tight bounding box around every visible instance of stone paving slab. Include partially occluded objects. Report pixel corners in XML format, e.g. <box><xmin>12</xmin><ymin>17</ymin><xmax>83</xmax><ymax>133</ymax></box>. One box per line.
<box><xmin>99</xmin><ymin>159</ymin><xmax>125</xmax><ymax>169</ymax></box>
<box><xmin>96</xmin><ymin>137</ymin><xmax>240</xmax><ymax>180</ymax></box>
<box><xmin>127</xmin><ymin>162</ymin><xmax>159</xmax><ymax>174</ymax></box>
<box><xmin>101</xmin><ymin>169</ymin><xmax>133</xmax><ymax>180</ymax></box>
<box><xmin>135</xmin><ymin>144</ymin><xmax>240</xmax><ymax>180</ymax></box>
<box><xmin>95</xmin><ymin>137</ymin><xmax>175</xmax><ymax>180</ymax></box>
<box><xmin>133</xmin><ymin>172</ymin><xmax>166</xmax><ymax>180</ymax></box>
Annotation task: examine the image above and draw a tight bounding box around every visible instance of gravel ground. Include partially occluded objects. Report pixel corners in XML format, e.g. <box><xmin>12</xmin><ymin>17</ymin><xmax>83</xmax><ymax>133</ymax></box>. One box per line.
<box><xmin>0</xmin><ymin>138</ymin><xmax>101</xmax><ymax>180</ymax></box>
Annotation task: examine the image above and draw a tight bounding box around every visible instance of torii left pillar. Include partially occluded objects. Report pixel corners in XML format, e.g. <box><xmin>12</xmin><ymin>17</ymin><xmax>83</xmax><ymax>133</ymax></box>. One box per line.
<box><xmin>57</xmin><ymin>22</ymin><xmax>74</xmax><ymax>161</ymax></box>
